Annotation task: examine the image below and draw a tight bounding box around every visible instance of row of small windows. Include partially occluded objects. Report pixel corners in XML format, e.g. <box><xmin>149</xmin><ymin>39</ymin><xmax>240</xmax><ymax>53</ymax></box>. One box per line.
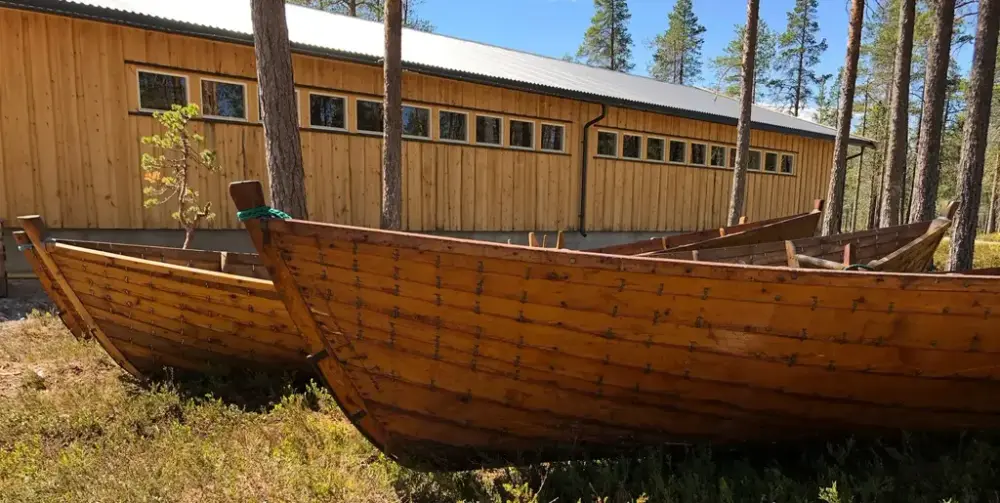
<box><xmin>596</xmin><ymin>130</ymin><xmax>795</xmax><ymax>174</ymax></box>
<box><xmin>137</xmin><ymin>69</ymin><xmax>566</xmax><ymax>152</ymax></box>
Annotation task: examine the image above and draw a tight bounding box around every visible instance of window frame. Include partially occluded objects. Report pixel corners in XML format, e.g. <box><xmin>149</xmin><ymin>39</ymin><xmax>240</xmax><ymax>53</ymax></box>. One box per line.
<box><xmin>199</xmin><ymin>77</ymin><xmax>248</xmax><ymax>121</ymax></box>
<box><xmin>306</xmin><ymin>90</ymin><xmax>348</xmax><ymax>131</ymax></box>
<box><xmin>689</xmin><ymin>142</ymin><xmax>708</xmax><ymax>166</ymax></box>
<box><xmin>668</xmin><ymin>139</ymin><xmax>687</xmax><ymax>164</ymax></box>
<box><xmin>136</xmin><ymin>69</ymin><xmax>190</xmax><ymax>113</ymax></box>
<box><xmin>355</xmin><ymin>98</ymin><xmax>384</xmax><ymax>135</ymax></box>
<box><xmin>401</xmin><ymin>103</ymin><xmax>432</xmax><ymax>140</ymax></box>
<box><xmin>508</xmin><ymin>118</ymin><xmax>536</xmax><ymax>150</ymax></box>
<box><xmin>646</xmin><ymin>136</ymin><xmax>666</xmax><ymax>162</ymax></box>
<box><xmin>622</xmin><ymin>133</ymin><xmax>643</xmax><ymax>160</ymax></box>
<box><xmin>764</xmin><ymin>151</ymin><xmax>779</xmax><ymax>172</ymax></box>
<box><xmin>474</xmin><ymin>113</ymin><xmax>503</xmax><ymax>147</ymax></box>
<box><xmin>539</xmin><ymin>122</ymin><xmax>566</xmax><ymax>153</ymax></box>
<box><xmin>595</xmin><ymin>129</ymin><xmax>619</xmax><ymax>158</ymax></box>
<box><xmin>728</xmin><ymin>147</ymin><xmax>737</xmax><ymax>168</ymax></box>
<box><xmin>709</xmin><ymin>144</ymin><xmax>727</xmax><ymax>168</ymax></box>
<box><xmin>780</xmin><ymin>153</ymin><xmax>796</xmax><ymax>174</ymax></box>
<box><xmin>748</xmin><ymin>149</ymin><xmax>763</xmax><ymax>171</ymax></box>
<box><xmin>436</xmin><ymin>108</ymin><xmax>469</xmax><ymax>143</ymax></box>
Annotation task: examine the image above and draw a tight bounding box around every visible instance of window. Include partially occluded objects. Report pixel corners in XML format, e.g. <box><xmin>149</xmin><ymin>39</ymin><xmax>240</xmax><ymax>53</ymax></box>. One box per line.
<box><xmin>622</xmin><ymin>134</ymin><xmax>642</xmax><ymax>159</ymax></box>
<box><xmin>690</xmin><ymin>143</ymin><xmax>707</xmax><ymax>165</ymax></box>
<box><xmin>308</xmin><ymin>93</ymin><xmax>346</xmax><ymax>130</ymax></box>
<box><xmin>748</xmin><ymin>150</ymin><xmax>762</xmax><ymax>171</ymax></box>
<box><xmin>138</xmin><ymin>70</ymin><xmax>187</xmax><ymax>111</ymax></box>
<box><xmin>646</xmin><ymin>137</ymin><xmax>665</xmax><ymax>161</ymax></box>
<box><xmin>781</xmin><ymin>154</ymin><xmax>795</xmax><ymax>174</ymax></box>
<box><xmin>201</xmin><ymin>80</ymin><xmax>246</xmax><ymax>120</ymax></box>
<box><xmin>669</xmin><ymin>140</ymin><xmax>686</xmax><ymax>163</ymax></box>
<box><xmin>475</xmin><ymin>115</ymin><xmax>502</xmax><ymax>145</ymax></box>
<box><xmin>710</xmin><ymin>145</ymin><xmax>726</xmax><ymax>167</ymax></box>
<box><xmin>439</xmin><ymin>110</ymin><xmax>468</xmax><ymax>142</ymax></box>
<box><xmin>357</xmin><ymin>99</ymin><xmax>384</xmax><ymax>133</ymax></box>
<box><xmin>764</xmin><ymin>152</ymin><xmax>779</xmax><ymax>172</ymax></box>
<box><xmin>541</xmin><ymin>124</ymin><xmax>565</xmax><ymax>152</ymax></box>
<box><xmin>402</xmin><ymin>105</ymin><xmax>431</xmax><ymax>138</ymax></box>
<box><xmin>597</xmin><ymin>131</ymin><xmax>618</xmax><ymax>156</ymax></box>
<box><xmin>509</xmin><ymin>119</ymin><xmax>534</xmax><ymax>149</ymax></box>
<box><xmin>729</xmin><ymin>148</ymin><xmax>737</xmax><ymax>168</ymax></box>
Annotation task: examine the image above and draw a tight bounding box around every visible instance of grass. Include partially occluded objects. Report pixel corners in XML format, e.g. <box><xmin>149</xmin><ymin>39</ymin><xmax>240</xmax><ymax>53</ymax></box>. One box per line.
<box><xmin>933</xmin><ymin>237</ymin><xmax>1000</xmax><ymax>270</ymax></box>
<box><xmin>5</xmin><ymin>237</ymin><xmax>1000</xmax><ymax>503</ymax></box>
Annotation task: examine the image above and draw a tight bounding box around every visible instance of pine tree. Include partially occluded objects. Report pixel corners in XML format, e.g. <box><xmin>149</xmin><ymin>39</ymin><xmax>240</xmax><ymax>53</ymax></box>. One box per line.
<box><xmin>577</xmin><ymin>0</ymin><xmax>634</xmax><ymax>72</ymax></box>
<box><xmin>813</xmin><ymin>72</ymin><xmax>839</xmax><ymax>127</ymax></box>
<box><xmin>709</xmin><ymin>20</ymin><xmax>776</xmax><ymax>101</ymax></box>
<box><xmin>381</xmin><ymin>0</ymin><xmax>402</xmax><ymax>230</ymax></box>
<box><xmin>650</xmin><ymin>0</ymin><xmax>706</xmax><ymax>84</ymax></box>
<box><xmin>879</xmin><ymin>0</ymin><xmax>916</xmax><ymax>228</ymax></box>
<box><xmin>727</xmin><ymin>0</ymin><xmax>760</xmax><ymax>225</ymax></box>
<box><xmin>771</xmin><ymin>0</ymin><xmax>828</xmax><ymax>117</ymax></box>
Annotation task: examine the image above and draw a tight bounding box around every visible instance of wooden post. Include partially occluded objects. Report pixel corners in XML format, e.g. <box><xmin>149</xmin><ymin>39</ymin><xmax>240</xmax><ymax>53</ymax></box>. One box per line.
<box><xmin>528</xmin><ymin>232</ymin><xmax>539</xmax><ymax>247</ymax></box>
<box><xmin>843</xmin><ymin>243</ymin><xmax>853</xmax><ymax>266</ymax></box>
<box><xmin>785</xmin><ymin>241</ymin><xmax>800</xmax><ymax>268</ymax></box>
<box><xmin>0</xmin><ymin>219</ymin><xmax>7</xmax><ymax>298</ymax></box>
<box><xmin>18</xmin><ymin>216</ymin><xmax>142</xmax><ymax>377</ymax></box>
<box><xmin>555</xmin><ymin>230</ymin><xmax>565</xmax><ymax>249</ymax></box>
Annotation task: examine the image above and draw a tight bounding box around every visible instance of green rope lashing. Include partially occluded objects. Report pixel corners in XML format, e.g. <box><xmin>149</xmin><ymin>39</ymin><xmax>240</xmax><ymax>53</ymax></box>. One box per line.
<box><xmin>844</xmin><ymin>264</ymin><xmax>874</xmax><ymax>272</ymax></box>
<box><xmin>237</xmin><ymin>206</ymin><xmax>292</xmax><ymax>221</ymax></box>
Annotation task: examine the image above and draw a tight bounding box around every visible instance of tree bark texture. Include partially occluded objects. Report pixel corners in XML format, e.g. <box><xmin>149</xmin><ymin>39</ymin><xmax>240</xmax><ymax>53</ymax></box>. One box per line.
<box><xmin>948</xmin><ymin>0</ymin><xmax>1000</xmax><ymax>270</ymax></box>
<box><xmin>821</xmin><ymin>0</ymin><xmax>864</xmax><ymax>236</ymax></box>
<box><xmin>988</xmin><ymin>148</ymin><xmax>1000</xmax><ymax>233</ymax></box>
<box><xmin>909</xmin><ymin>0</ymin><xmax>956</xmax><ymax>223</ymax></box>
<box><xmin>381</xmin><ymin>0</ymin><xmax>403</xmax><ymax>230</ymax></box>
<box><xmin>879</xmin><ymin>0</ymin><xmax>916</xmax><ymax>228</ymax></box>
<box><xmin>726</xmin><ymin>0</ymin><xmax>759</xmax><ymax>226</ymax></box>
<box><xmin>251</xmin><ymin>0</ymin><xmax>308</xmax><ymax>218</ymax></box>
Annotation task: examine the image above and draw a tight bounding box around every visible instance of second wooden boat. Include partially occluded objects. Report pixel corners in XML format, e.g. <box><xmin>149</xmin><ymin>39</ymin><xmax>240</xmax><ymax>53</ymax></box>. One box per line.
<box><xmin>230</xmin><ymin>180</ymin><xmax>1000</xmax><ymax>471</ymax></box>
<box><xmin>14</xmin><ymin>216</ymin><xmax>310</xmax><ymax>378</ymax></box>
<box><xmin>585</xmin><ymin>200</ymin><xmax>824</xmax><ymax>255</ymax></box>
<box><xmin>648</xmin><ymin>203</ymin><xmax>956</xmax><ymax>273</ymax></box>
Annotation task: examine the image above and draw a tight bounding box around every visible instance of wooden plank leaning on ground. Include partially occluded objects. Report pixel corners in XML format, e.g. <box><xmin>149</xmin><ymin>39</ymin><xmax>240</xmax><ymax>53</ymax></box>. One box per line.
<box><xmin>230</xmin><ymin>180</ymin><xmax>1000</xmax><ymax>471</ymax></box>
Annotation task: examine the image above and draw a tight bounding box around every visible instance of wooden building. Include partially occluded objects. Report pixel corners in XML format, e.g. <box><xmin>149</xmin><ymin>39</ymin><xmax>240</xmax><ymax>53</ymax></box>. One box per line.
<box><xmin>0</xmin><ymin>0</ymin><xmax>869</xmax><ymax>236</ymax></box>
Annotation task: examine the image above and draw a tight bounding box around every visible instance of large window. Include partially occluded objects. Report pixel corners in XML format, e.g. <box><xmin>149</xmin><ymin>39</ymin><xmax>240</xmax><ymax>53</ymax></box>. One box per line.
<box><xmin>622</xmin><ymin>134</ymin><xmax>642</xmax><ymax>159</ymax></box>
<box><xmin>403</xmin><ymin>105</ymin><xmax>431</xmax><ymax>138</ymax></box>
<box><xmin>308</xmin><ymin>93</ymin><xmax>346</xmax><ymax>130</ymax></box>
<box><xmin>764</xmin><ymin>152</ymin><xmax>779</xmax><ymax>172</ymax></box>
<box><xmin>597</xmin><ymin>131</ymin><xmax>618</xmax><ymax>156</ymax></box>
<box><xmin>509</xmin><ymin>119</ymin><xmax>534</xmax><ymax>149</ymax></box>
<box><xmin>541</xmin><ymin>124</ymin><xmax>565</xmax><ymax>152</ymax></box>
<box><xmin>781</xmin><ymin>154</ymin><xmax>795</xmax><ymax>174</ymax></box>
<box><xmin>475</xmin><ymin>115</ymin><xmax>502</xmax><ymax>145</ymax></box>
<box><xmin>439</xmin><ymin>110</ymin><xmax>468</xmax><ymax>142</ymax></box>
<box><xmin>710</xmin><ymin>145</ymin><xmax>726</xmax><ymax>167</ymax></box>
<box><xmin>356</xmin><ymin>99</ymin><xmax>384</xmax><ymax>133</ymax></box>
<box><xmin>669</xmin><ymin>140</ymin><xmax>686</xmax><ymax>163</ymax></box>
<box><xmin>647</xmin><ymin>137</ymin><xmax>665</xmax><ymax>161</ymax></box>
<box><xmin>748</xmin><ymin>150</ymin><xmax>762</xmax><ymax>171</ymax></box>
<box><xmin>201</xmin><ymin>79</ymin><xmax>246</xmax><ymax>120</ymax></box>
<box><xmin>138</xmin><ymin>70</ymin><xmax>187</xmax><ymax>111</ymax></box>
<box><xmin>690</xmin><ymin>143</ymin><xmax>707</xmax><ymax>165</ymax></box>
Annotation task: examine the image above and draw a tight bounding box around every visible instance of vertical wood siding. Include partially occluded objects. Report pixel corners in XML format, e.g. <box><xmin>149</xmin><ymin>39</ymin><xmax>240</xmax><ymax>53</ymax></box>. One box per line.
<box><xmin>0</xmin><ymin>8</ymin><xmax>833</xmax><ymax>233</ymax></box>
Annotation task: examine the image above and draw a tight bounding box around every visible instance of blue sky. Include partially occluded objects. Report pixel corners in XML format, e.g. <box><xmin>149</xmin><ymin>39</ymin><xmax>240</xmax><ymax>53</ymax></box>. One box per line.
<box><xmin>419</xmin><ymin>0</ymin><xmax>973</xmax><ymax>89</ymax></box>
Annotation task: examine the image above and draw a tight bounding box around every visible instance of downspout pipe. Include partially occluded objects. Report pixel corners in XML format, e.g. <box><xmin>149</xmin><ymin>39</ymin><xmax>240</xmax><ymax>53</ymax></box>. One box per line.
<box><xmin>579</xmin><ymin>104</ymin><xmax>607</xmax><ymax>236</ymax></box>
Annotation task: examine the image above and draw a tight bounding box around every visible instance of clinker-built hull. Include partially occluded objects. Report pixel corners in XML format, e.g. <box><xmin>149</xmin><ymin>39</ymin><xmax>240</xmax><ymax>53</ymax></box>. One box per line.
<box><xmin>231</xmin><ymin>181</ymin><xmax>1000</xmax><ymax>471</ymax></box>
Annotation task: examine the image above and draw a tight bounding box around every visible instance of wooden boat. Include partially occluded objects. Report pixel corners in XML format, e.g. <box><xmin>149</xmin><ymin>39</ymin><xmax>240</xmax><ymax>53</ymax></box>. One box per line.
<box><xmin>648</xmin><ymin>203</ymin><xmax>956</xmax><ymax>273</ymax></box>
<box><xmin>584</xmin><ymin>200</ymin><xmax>824</xmax><ymax>255</ymax></box>
<box><xmin>230</xmin><ymin>180</ymin><xmax>1000</xmax><ymax>471</ymax></box>
<box><xmin>13</xmin><ymin>216</ymin><xmax>310</xmax><ymax>378</ymax></box>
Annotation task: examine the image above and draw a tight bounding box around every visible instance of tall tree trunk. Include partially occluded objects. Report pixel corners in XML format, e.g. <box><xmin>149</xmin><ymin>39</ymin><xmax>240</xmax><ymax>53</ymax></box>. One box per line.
<box><xmin>821</xmin><ymin>0</ymin><xmax>864</xmax><ymax>236</ymax></box>
<box><xmin>726</xmin><ymin>0</ymin><xmax>759</xmax><ymax>225</ymax></box>
<box><xmin>909</xmin><ymin>0</ymin><xmax>956</xmax><ymax>223</ymax></box>
<box><xmin>851</xmin><ymin>90</ymin><xmax>870</xmax><ymax>232</ymax></box>
<box><xmin>251</xmin><ymin>0</ymin><xmax>308</xmax><ymax>218</ymax></box>
<box><xmin>988</xmin><ymin>147</ymin><xmax>1000</xmax><ymax>233</ymax></box>
<box><xmin>381</xmin><ymin>0</ymin><xmax>403</xmax><ymax>229</ymax></box>
<box><xmin>878</xmin><ymin>0</ymin><xmax>916</xmax><ymax>228</ymax></box>
<box><xmin>949</xmin><ymin>0</ymin><xmax>1000</xmax><ymax>271</ymax></box>
<box><xmin>794</xmin><ymin>19</ymin><xmax>806</xmax><ymax>117</ymax></box>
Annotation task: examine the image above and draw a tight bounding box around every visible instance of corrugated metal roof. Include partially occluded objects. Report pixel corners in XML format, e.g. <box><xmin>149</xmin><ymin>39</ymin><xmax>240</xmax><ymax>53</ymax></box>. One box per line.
<box><xmin>9</xmin><ymin>0</ymin><xmax>872</xmax><ymax>144</ymax></box>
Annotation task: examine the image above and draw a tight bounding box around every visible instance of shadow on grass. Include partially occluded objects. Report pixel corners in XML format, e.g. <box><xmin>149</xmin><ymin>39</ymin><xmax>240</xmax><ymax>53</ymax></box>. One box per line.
<box><xmin>130</xmin><ymin>365</ymin><xmax>318</xmax><ymax>413</ymax></box>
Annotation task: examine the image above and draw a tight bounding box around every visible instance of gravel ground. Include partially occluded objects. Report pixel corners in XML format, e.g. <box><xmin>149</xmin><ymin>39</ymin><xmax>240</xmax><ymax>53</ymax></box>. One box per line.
<box><xmin>0</xmin><ymin>279</ymin><xmax>54</xmax><ymax>321</ymax></box>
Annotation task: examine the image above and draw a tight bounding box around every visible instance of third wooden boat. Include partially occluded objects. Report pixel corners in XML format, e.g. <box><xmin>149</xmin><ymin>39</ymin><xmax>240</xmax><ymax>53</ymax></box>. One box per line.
<box><xmin>584</xmin><ymin>200</ymin><xmax>824</xmax><ymax>255</ymax></box>
<box><xmin>230</xmin><ymin>180</ymin><xmax>1000</xmax><ymax>471</ymax></box>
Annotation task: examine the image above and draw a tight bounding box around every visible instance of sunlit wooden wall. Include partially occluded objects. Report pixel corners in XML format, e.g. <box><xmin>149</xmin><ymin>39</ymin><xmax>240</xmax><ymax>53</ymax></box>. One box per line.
<box><xmin>0</xmin><ymin>7</ymin><xmax>833</xmax><ymax>232</ymax></box>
